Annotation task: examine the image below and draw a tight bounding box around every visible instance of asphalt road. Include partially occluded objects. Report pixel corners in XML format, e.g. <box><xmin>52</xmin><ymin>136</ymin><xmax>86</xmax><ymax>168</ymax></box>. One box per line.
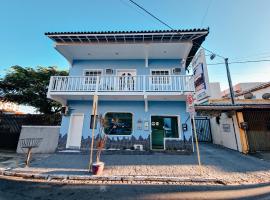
<box><xmin>0</xmin><ymin>178</ymin><xmax>270</xmax><ymax>200</ymax></box>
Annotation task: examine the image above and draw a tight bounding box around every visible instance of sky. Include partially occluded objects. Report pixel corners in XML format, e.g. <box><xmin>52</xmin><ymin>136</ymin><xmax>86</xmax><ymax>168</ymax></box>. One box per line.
<box><xmin>0</xmin><ymin>0</ymin><xmax>270</xmax><ymax>93</ymax></box>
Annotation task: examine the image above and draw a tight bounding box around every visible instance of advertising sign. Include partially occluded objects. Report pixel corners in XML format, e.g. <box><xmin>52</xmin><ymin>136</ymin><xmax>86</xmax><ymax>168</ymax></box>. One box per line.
<box><xmin>192</xmin><ymin>49</ymin><xmax>211</xmax><ymax>102</ymax></box>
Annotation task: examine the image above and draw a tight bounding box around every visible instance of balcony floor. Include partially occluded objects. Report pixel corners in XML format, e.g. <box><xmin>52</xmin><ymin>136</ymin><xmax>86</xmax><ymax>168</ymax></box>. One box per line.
<box><xmin>48</xmin><ymin>91</ymin><xmax>188</xmax><ymax>104</ymax></box>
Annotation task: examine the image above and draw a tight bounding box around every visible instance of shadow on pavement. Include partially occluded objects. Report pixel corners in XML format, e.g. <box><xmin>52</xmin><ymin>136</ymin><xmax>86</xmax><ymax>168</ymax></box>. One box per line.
<box><xmin>0</xmin><ymin>178</ymin><xmax>270</xmax><ymax>200</ymax></box>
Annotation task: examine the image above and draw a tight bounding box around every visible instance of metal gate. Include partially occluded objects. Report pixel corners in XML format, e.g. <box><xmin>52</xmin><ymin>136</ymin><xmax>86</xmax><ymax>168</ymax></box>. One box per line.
<box><xmin>194</xmin><ymin>117</ymin><xmax>212</xmax><ymax>142</ymax></box>
<box><xmin>243</xmin><ymin>110</ymin><xmax>270</xmax><ymax>152</ymax></box>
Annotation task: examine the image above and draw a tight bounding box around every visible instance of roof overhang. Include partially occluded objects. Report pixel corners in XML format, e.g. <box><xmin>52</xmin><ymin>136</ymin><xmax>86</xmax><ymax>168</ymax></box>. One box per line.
<box><xmin>54</xmin><ymin>42</ymin><xmax>193</xmax><ymax>63</ymax></box>
<box><xmin>45</xmin><ymin>29</ymin><xmax>209</xmax><ymax>68</ymax></box>
<box><xmin>195</xmin><ymin>104</ymin><xmax>270</xmax><ymax>111</ymax></box>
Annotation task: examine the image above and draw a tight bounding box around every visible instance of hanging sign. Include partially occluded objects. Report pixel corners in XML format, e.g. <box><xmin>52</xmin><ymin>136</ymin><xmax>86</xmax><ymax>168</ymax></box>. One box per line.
<box><xmin>192</xmin><ymin>49</ymin><xmax>211</xmax><ymax>103</ymax></box>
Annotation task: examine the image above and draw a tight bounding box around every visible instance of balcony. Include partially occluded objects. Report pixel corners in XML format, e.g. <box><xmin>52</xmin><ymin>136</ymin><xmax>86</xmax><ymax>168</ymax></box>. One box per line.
<box><xmin>47</xmin><ymin>75</ymin><xmax>194</xmax><ymax>103</ymax></box>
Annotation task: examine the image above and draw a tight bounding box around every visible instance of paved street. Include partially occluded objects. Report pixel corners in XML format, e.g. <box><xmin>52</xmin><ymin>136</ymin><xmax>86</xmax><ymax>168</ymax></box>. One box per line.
<box><xmin>8</xmin><ymin>143</ymin><xmax>270</xmax><ymax>184</ymax></box>
<box><xmin>0</xmin><ymin>178</ymin><xmax>270</xmax><ymax>200</ymax></box>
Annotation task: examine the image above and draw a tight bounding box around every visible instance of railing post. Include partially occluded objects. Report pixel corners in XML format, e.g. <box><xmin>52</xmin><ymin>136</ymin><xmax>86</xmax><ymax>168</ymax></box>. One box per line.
<box><xmin>48</xmin><ymin>76</ymin><xmax>54</xmax><ymax>91</ymax></box>
<box><xmin>143</xmin><ymin>75</ymin><xmax>146</xmax><ymax>92</ymax></box>
<box><xmin>95</xmin><ymin>76</ymin><xmax>100</xmax><ymax>93</ymax></box>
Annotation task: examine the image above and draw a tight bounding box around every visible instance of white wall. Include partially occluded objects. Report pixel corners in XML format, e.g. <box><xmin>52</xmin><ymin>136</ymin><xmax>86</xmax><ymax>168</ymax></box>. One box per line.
<box><xmin>210</xmin><ymin>113</ymin><xmax>242</xmax><ymax>152</ymax></box>
<box><xmin>17</xmin><ymin>126</ymin><xmax>60</xmax><ymax>154</ymax></box>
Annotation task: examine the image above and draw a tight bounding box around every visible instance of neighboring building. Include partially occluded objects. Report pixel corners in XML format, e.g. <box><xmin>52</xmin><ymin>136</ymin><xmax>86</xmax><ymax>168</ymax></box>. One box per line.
<box><xmin>46</xmin><ymin>29</ymin><xmax>209</xmax><ymax>151</ymax></box>
<box><xmin>196</xmin><ymin>81</ymin><xmax>270</xmax><ymax>153</ymax></box>
<box><xmin>221</xmin><ymin>82</ymin><xmax>264</xmax><ymax>98</ymax></box>
<box><xmin>235</xmin><ymin>81</ymin><xmax>270</xmax><ymax>100</ymax></box>
<box><xmin>0</xmin><ymin>100</ymin><xmax>20</xmax><ymax>114</ymax></box>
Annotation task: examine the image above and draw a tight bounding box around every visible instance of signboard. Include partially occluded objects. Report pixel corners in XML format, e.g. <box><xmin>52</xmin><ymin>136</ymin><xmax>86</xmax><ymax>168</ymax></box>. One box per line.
<box><xmin>186</xmin><ymin>93</ymin><xmax>195</xmax><ymax>116</ymax></box>
<box><xmin>222</xmin><ymin>124</ymin><xmax>231</xmax><ymax>133</ymax></box>
<box><xmin>192</xmin><ymin>49</ymin><xmax>211</xmax><ymax>102</ymax></box>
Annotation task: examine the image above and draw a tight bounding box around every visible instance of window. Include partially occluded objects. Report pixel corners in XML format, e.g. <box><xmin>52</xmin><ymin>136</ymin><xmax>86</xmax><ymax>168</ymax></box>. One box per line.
<box><xmin>151</xmin><ymin>69</ymin><xmax>170</xmax><ymax>85</ymax></box>
<box><xmin>84</xmin><ymin>69</ymin><xmax>102</xmax><ymax>84</ymax></box>
<box><xmin>84</xmin><ymin>70</ymin><xmax>102</xmax><ymax>76</ymax></box>
<box><xmin>104</xmin><ymin>112</ymin><xmax>133</xmax><ymax>135</ymax></box>
<box><xmin>151</xmin><ymin>70</ymin><xmax>170</xmax><ymax>76</ymax></box>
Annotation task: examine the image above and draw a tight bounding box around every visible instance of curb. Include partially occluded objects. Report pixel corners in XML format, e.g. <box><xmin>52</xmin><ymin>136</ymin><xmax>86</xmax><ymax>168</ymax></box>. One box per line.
<box><xmin>0</xmin><ymin>169</ymin><xmax>224</xmax><ymax>184</ymax></box>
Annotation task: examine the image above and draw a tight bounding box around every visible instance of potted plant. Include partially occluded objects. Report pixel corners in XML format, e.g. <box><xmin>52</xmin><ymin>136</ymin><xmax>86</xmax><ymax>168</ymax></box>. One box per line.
<box><xmin>92</xmin><ymin>115</ymin><xmax>116</xmax><ymax>175</ymax></box>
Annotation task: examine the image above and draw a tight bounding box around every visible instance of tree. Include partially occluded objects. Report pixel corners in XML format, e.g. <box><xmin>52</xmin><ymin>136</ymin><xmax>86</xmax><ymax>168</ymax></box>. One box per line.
<box><xmin>0</xmin><ymin>66</ymin><xmax>68</xmax><ymax>114</ymax></box>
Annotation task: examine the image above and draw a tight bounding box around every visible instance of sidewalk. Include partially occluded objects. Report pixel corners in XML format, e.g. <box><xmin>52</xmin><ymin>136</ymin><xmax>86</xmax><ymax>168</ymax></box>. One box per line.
<box><xmin>1</xmin><ymin>144</ymin><xmax>270</xmax><ymax>185</ymax></box>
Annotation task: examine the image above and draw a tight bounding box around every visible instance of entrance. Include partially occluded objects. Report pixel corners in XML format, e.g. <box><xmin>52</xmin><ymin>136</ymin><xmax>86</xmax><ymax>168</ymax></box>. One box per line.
<box><xmin>151</xmin><ymin>116</ymin><xmax>179</xmax><ymax>149</ymax></box>
<box><xmin>117</xmin><ymin>69</ymin><xmax>136</xmax><ymax>91</ymax></box>
<box><xmin>243</xmin><ymin>110</ymin><xmax>270</xmax><ymax>152</ymax></box>
<box><xmin>194</xmin><ymin>117</ymin><xmax>212</xmax><ymax>142</ymax></box>
<box><xmin>66</xmin><ymin>113</ymin><xmax>84</xmax><ymax>149</ymax></box>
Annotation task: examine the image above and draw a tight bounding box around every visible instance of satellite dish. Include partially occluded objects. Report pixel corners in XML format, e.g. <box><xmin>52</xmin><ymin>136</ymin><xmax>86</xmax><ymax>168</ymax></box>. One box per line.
<box><xmin>262</xmin><ymin>93</ymin><xmax>270</xmax><ymax>99</ymax></box>
<box><xmin>244</xmin><ymin>93</ymin><xmax>254</xmax><ymax>99</ymax></box>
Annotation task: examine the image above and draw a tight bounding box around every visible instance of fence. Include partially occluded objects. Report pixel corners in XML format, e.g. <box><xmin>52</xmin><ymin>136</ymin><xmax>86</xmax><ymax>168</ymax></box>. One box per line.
<box><xmin>0</xmin><ymin>114</ymin><xmax>61</xmax><ymax>149</ymax></box>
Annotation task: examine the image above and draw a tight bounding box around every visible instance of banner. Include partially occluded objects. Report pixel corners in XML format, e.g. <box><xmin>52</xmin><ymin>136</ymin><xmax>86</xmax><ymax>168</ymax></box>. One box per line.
<box><xmin>192</xmin><ymin>49</ymin><xmax>211</xmax><ymax>102</ymax></box>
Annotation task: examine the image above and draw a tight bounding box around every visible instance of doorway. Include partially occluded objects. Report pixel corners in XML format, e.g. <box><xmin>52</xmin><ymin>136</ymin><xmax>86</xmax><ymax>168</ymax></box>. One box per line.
<box><xmin>117</xmin><ymin>69</ymin><xmax>136</xmax><ymax>91</ymax></box>
<box><xmin>66</xmin><ymin>113</ymin><xmax>84</xmax><ymax>149</ymax></box>
<box><xmin>151</xmin><ymin>116</ymin><xmax>179</xmax><ymax>150</ymax></box>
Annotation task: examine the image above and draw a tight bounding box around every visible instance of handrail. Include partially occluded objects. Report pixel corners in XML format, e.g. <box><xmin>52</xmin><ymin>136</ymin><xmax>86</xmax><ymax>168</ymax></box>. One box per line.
<box><xmin>49</xmin><ymin>75</ymin><xmax>195</xmax><ymax>92</ymax></box>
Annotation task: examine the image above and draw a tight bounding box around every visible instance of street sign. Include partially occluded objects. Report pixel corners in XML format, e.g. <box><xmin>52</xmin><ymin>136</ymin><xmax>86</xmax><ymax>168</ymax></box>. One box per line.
<box><xmin>186</xmin><ymin>93</ymin><xmax>195</xmax><ymax>115</ymax></box>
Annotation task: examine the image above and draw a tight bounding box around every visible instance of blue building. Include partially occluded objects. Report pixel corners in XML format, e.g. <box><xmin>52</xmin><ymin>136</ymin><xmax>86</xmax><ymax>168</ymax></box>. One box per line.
<box><xmin>46</xmin><ymin>29</ymin><xmax>209</xmax><ymax>151</ymax></box>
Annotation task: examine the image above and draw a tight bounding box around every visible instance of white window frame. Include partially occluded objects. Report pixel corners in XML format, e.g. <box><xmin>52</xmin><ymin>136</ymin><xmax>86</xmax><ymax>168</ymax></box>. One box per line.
<box><xmin>150</xmin><ymin>69</ymin><xmax>171</xmax><ymax>86</ymax></box>
<box><xmin>83</xmin><ymin>69</ymin><xmax>103</xmax><ymax>76</ymax></box>
<box><xmin>83</xmin><ymin>69</ymin><xmax>103</xmax><ymax>85</ymax></box>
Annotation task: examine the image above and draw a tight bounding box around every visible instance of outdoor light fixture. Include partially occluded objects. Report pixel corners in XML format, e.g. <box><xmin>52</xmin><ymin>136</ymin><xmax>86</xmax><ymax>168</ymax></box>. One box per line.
<box><xmin>209</xmin><ymin>53</ymin><xmax>235</xmax><ymax>104</ymax></box>
<box><xmin>240</xmin><ymin>122</ymin><xmax>248</xmax><ymax>130</ymax></box>
<box><xmin>210</xmin><ymin>53</ymin><xmax>216</xmax><ymax>60</ymax></box>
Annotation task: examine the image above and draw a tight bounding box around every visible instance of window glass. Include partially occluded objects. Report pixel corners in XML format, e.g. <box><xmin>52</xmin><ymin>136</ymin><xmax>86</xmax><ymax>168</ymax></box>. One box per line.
<box><xmin>104</xmin><ymin>113</ymin><xmax>133</xmax><ymax>135</ymax></box>
<box><xmin>151</xmin><ymin>70</ymin><xmax>170</xmax><ymax>84</ymax></box>
<box><xmin>84</xmin><ymin>70</ymin><xmax>102</xmax><ymax>84</ymax></box>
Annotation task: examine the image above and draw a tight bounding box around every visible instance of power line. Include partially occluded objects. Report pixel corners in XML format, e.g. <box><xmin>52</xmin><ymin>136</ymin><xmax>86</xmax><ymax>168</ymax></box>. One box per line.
<box><xmin>230</xmin><ymin>52</ymin><xmax>270</xmax><ymax>61</ymax></box>
<box><xmin>128</xmin><ymin>0</ymin><xmax>225</xmax><ymax>60</ymax></box>
<box><xmin>128</xmin><ymin>0</ymin><xmax>174</xmax><ymax>30</ymax></box>
<box><xmin>200</xmin><ymin>0</ymin><xmax>212</xmax><ymax>27</ymax></box>
<box><xmin>208</xmin><ymin>59</ymin><xmax>270</xmax><ymax>65</ymax></box>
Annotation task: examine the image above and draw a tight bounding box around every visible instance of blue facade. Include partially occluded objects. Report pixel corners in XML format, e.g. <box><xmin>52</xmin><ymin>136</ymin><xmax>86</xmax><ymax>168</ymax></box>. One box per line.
<box><xmin>70</xmin><ymin>59</ymin><xmax>185</xmax><ymax>76</ymax></box>
<box><xmin>57</xmin><ymin>58</ymin><xmax>193</xmax><ymax>151</ymax></box>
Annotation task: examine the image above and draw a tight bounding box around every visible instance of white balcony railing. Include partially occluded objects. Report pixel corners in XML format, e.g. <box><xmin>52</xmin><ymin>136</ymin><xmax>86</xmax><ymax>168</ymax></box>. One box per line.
<box><xmin>48</xmin><ymin>75</ymin><xmax>195</xmax><ymax>93</ymax></box>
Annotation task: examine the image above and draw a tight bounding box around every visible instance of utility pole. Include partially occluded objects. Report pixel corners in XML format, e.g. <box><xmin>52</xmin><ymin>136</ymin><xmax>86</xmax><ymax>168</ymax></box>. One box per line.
<box><xmin>225</xmin><ymin>58</ymin><xmax>235</xmax><ymax>104</ymax></box>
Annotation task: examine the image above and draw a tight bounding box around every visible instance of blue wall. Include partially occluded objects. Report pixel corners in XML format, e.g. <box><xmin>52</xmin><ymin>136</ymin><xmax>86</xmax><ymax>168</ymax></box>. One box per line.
<box><xmin>60</xmin><ymin>100</ymin><xmax>192</xmax><ymax>142</ymax></box>
<box><xmin>69</xmin><ymin>59</ymin><xmax>185</xmax><ymax>76</ymax></box>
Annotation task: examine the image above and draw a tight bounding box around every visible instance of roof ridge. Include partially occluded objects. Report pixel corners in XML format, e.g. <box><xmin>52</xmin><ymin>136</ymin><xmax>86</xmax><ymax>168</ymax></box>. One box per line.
<box><xmin>235</xmin><ymin>81</ymin><xmax>270</xmax><ymax>97</ymax></box>
<box><xmin>44</xmin><ymin>28</ymin><xmax>209</xmax><ymax>35</ymax></box>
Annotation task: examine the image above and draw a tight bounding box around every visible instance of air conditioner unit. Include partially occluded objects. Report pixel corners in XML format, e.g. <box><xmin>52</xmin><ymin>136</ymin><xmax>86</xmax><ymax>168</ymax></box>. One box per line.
<box><xmin>105</xmin><ymin>68</ymin><xmax>114</xmax><ymax>75</ymax></box>
<box><xmin>172</xmin><ymin>68</ymin><xmax>181</xmax><ymax>75</ymax></box>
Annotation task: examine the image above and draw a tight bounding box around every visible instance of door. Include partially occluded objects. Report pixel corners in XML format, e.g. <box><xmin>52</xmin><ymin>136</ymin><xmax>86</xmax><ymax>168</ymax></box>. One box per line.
<box><xmin>243</xmin><ymin>110</ymin><xmax>270</xmax><ymax>152</ymax></box>
<box><xmin>151</xmin><ymin>116</ymin><xmax>179</xmax><ymax>150</ymax></box>
<box><xmin>66</xmin><ymin>113</ymin><xmax>84</xmax><ymax>149</ymax></box>
<box><xmin>117</xmin><ymin>69</ymin><xmax>136</xmax><ymax>91</ymax></box>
